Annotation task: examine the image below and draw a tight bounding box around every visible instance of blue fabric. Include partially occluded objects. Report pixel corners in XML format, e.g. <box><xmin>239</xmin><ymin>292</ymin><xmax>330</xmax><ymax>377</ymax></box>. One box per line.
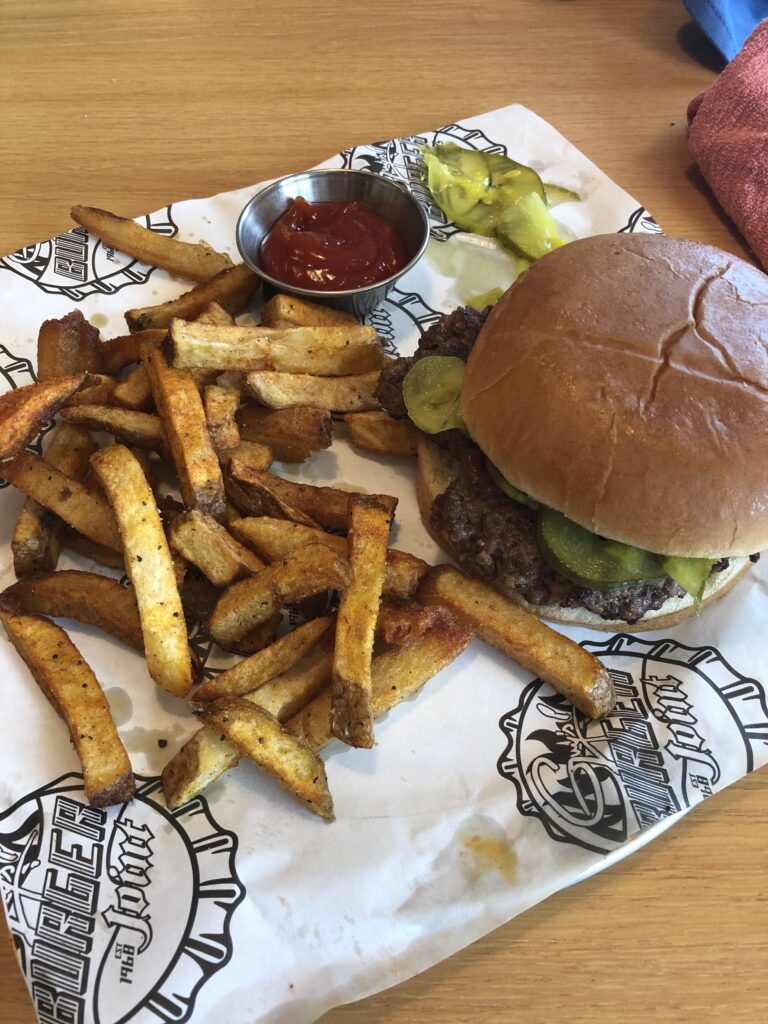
<box><xmin>684</xmin><ymin>0</ymin><xmax>768</xmax><ymax>59</ymax></box>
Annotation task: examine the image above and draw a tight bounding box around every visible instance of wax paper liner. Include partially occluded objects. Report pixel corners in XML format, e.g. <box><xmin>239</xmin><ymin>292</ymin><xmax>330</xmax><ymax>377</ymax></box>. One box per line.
<box><xmin>0</xmin><ymin>103</ymin><xmax>765</xmax><ymax>1024</ymax></box>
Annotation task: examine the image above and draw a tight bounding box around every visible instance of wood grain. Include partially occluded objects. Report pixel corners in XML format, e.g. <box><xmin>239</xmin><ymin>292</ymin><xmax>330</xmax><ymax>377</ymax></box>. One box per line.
<box><xmin>1</xmin><ymin>1</ymin><xmax>766</xmax><ymax>1022</ymax></box>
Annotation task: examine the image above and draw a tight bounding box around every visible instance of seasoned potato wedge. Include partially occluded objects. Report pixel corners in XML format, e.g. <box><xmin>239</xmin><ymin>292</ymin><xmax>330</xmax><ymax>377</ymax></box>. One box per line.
<box><xmin>417</xmin><ymin>565</ymin><xmax>616</xmax><ymax>719</ymax></box>
<box><xmin>287</xmin><ymin>616</ymin><xmax>475</xmax><ymax>751</ymax></box>
<box><xmin>71</xmin><ymin>205</ymin><xmax>233</xmax><ymax>281</ymax></box>
<box><xmin>331</xmin><ymin>498</ymin><xmax>393</xmax><ymax>748</ymax></box>
<box><xmin>12</xmin><ymin>424</ymin><xmax>96</xmax><ymax>578</ymax></box>
<box><xmin>0</xmin><ymin>375</ymin><xmax>86</xmax><ymax>460</ymax></box>
<box><xmin>0</xmin><ymin>607</ymin><xmax>134</xmax><ymax>807</ymax></box>
<box><xmin>208</xmin><ymin>543</ymin><xmax>351</xmax><ymax>647</ymax></box>
<box><xmin>171</xmin><ymin>320</ymin><xmax>383</xmax><ymax>375</ymax></box>
<box><xmin>91</xmin><ymin>444</ymin><xmax>193</xmax><ymax>696</ymax></box>
<box><xmin>125</xmin><ymin>263</ymin><xmax>257</xmax><ymax>331</ymax></box>
<box><xmin>198</xmin><ymin>697</ymin><xmax>334</xmax><ymax>819</ymax></box>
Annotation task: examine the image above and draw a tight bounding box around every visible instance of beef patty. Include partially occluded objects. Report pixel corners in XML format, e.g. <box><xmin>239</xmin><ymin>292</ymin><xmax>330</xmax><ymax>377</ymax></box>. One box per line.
<box><xmin>380</xmin><ymin>305</ymin><xmax>731</xmax><ymax>624</ymax></box>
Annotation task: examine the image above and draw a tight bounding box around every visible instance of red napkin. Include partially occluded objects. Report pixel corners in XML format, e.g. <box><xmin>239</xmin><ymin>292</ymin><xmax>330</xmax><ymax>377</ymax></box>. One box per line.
<box><xmin>687</xmin><ymin>19</ymin><xmax>768</xmax><ymax>269</ymax></box>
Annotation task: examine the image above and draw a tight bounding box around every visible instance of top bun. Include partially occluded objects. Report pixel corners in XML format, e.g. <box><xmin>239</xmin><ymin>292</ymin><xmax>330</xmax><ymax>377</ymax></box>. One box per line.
<box><xmin>460</xmin><ymin>233</ymin><xmax>768</xmax><ymax>558</ymax></box>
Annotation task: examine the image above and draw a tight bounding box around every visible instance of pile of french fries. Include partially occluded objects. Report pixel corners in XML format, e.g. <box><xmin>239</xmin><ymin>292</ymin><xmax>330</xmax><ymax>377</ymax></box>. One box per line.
<box><xmin>0</xmin><ymin>206</ymin><xmax>615</xmax><ymax>817</ymax></box>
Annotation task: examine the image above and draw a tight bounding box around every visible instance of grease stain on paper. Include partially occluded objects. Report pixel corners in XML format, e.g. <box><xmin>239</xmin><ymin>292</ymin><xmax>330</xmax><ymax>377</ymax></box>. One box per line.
<box><xmin>122</xmin><ymin>723</ymin><xmax>186</xmax><ymax>770</ymax></box>
<box><xmin>398</xmin><ymin>813</ymin><xmax>518</xmax><ymax>917</ymax></box>
<box><xmin>104</xmin><ymin>686</ymin><xmax>133</xmax><ymax>726</ymax></box>
<box><xmin>457</xmin><ymin>824</ymin><xmax>517</xmax><ymax>884</ymax></box>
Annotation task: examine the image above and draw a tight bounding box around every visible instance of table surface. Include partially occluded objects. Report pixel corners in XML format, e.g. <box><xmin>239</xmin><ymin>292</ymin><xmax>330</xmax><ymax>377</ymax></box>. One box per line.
<box><xmin>1</xmin><ymin>1</ymin><xmax>766</xmax><ymax>1022</ymax></box>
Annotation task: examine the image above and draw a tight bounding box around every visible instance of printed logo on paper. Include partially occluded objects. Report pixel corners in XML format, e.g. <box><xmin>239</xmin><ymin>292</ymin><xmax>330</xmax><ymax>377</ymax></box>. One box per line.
<box><xmin>498</xmin><ymin>635</ymin><xmax>768</xmax><ymax>854</ymax></box>
<box><xmin>0</xmin><ymin>207</ymin><xmax>178</xmax><ymax>300</ymax></box>
<box><xmin>0</xmin><ymin>773</ymin><xmax>244</xmax><ymax>1024</ymax></box>
<box><xmin>0</xmin><ymin>345</ymin><xmax>55</xmax><ymax>488</ymax></box>
<box><xmin>367</xmin><ymin>286</ymin><xmax>444</xmax><ymax>353</ymax></box>
<box><xmin>619</xmin><ymin>206</ymin><xmax>662</xmax><ymax>234</ymax></box>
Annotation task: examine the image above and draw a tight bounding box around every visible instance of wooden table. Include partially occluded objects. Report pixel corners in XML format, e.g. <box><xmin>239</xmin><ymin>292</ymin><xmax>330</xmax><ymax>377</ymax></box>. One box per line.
<box><xmin>1</xmin><ymin>1</ymin><xmax>765</xmax><ymax>1021</ymax></box>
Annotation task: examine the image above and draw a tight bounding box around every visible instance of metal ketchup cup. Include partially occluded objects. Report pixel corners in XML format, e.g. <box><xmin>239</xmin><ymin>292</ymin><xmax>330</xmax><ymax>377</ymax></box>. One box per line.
<box><xmin>236</xmin><ymin>168</ymin><xmax>430</xmax><ymax>319</ymax></box>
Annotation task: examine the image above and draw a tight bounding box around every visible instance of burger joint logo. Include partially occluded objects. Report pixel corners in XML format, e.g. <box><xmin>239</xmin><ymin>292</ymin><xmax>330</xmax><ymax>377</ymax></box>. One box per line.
<box><xmin>0</xmin><ymin>774</ymin><xmax>244</xmax><ymax>1024</ymax></box>
<box><xmin>499</xmin><ymin>634</ymin><xmax>768</xmax><ymax>854</ymax></box>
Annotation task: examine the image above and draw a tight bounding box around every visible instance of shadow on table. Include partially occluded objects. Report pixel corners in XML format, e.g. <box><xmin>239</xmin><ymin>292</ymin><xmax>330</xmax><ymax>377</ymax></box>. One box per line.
<box><xmin>676</xmin><ymin>19</ymin><xmax>727</xmax><ymax>72</ymax></box>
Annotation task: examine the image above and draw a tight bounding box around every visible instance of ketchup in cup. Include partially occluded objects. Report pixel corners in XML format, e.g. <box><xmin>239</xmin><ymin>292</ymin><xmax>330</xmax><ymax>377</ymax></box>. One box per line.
<box><xmin>260</xmin><ymin>196</ymin><xmax>407</xmax><ymax>291</ymax></box>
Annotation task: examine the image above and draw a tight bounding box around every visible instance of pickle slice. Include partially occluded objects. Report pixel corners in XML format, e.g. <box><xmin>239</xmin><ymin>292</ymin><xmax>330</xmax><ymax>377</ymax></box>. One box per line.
<box><xmin>402</xmin><ymin>356</ymin><xmax>466</xmax><ymax>434</ymax></box>
<box><xmin>538</xmin><ymin>508</ymin><xmax>664</xmax><ymax>589</ymax></box>
<box><xmin>421</xmin><ymin>144</ymin><xmax>547</xmax><ymax>238</ymax></box>
<box><xmin>496</xmin><ymin>193</ymin><xmax>567</xmax><ymax>261</ymax></box>
<box><xmin>662</xmin><ymin>556</ymin><xmax>714</xmax><ymax>605</ymax></box>
<box><xmin>423</xmin><ymin>148</ymin><xmax>488</xmax><ymax>221</ymax></box>
<box><xmin>484</xmin><ymin>152</ymin><xmax>546</xmax><ymax>202</ymax></box>
<box><xmin>465</xmin><ymin>287</ymin><xmax>505</xmax><ymax>310</ymax></box>
<box><xmin>486</xmin><ymin>459</ymin><xmax>540</xmax><ymax>509</ymax></box>
<box><xmin>543</xmin><ymin>183</ymin><xmax>581</xmax><ymax>206</ymax></box>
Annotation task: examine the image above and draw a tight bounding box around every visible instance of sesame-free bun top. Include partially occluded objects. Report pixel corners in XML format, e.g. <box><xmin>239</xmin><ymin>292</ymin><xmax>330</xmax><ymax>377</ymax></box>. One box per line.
<box><xmin>460</xmin><ymin>233</ymin><xmax>768</xmax><ymax>558</ymax></box>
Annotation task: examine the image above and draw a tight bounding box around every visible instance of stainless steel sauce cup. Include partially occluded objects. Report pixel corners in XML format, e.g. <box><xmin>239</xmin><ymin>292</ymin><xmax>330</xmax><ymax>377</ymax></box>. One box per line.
<box><xmin>236</xmin><ymin>168</ymin><xmax>430</xmax><ymax>319</ymax></box>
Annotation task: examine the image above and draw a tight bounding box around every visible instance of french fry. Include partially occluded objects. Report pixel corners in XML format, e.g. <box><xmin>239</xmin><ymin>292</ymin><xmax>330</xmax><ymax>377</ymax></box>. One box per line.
<box><xmin>286</xmin><ymin>616</ymin><xmax>475</xmax><ymax>751</ymax></box>
<box><xmin>0</xmin><ymin>607</ymin><xmax>134</xmax><ymax>806</ymax></box>
<box><xmin>374</xmin><ymin>601</ymin><xmax>455</xmax><ymax>647</ymax></box>
<box><xmin>225</xmin><ymin>613</ymin><xmax>283</xmax><ymax>656</ymax></box>
<box><xmin>230</xmin><ymin>515</ymin><xmax>429</xmax><ymax>599</ymax></box>
<box><xmin>224</xmin><ymin>501</ymin><xmax>243</xmax><ymax>526</ymax></box>
<box><xmin>60</xmin><ymin>527</ymin><xmax>125</xmax><ymax>569</ymax></box>
<box><xmin>245</xmin><ymin>369</ymin><xmax>381</xmax><ymax>412</ymax></box>
<box><xmin>37</xmin><ymin>309</ymin><xmax>102</xmax><ymax>379</ymax></box>
<box><xmin>71</xmin><ymin>205</ymin><xmax>233</xmax><ymax>281</ymax></box>
<box><xmin>61</xmin><ymin>404</ymin><xmax>166</xmax><ymax>452</ymax></box>
<box><xmin>125</xmin><ymin>263</ymin><xmax>257</xmax><ymax>331</ymax></box>
<box><xmin>129</xmin><ymin>446</ymin><xmax>157</xmax><ymax>489</ymax></box>
<box><xmin>194</xmin><ymin>301</ymin><xmax>236</xmax><ymax>326</ymax></box>
<box><xmin>236</xmin><ymin>403</ymin><xmax>333</xmax><ymax>463</ymax></box>
<box><xmin>161</xmin><ymin>647</ymin><xmax>332</xmax><ymax>808</ymax></box>
<box><xmin>230</xmin><ymin>516</ymin><xmax>346</xmax><ymax>559</ymax></box>
<box><xmin>224</xmin><ymin>465</ymin><xmax>322</xmax><ymax>528</ymax></box>
<box><xmin>112</xmin><ymin>364</ymin><xmax>154</xmax><ymax>411</ymax></box>
<box><xmin>417</xmin><ymin>565</ymin><xmax>616</xmax><ymax>719</ymax></box>
<box><xmin>332</xmin><ymin>498</ymin><xmax>394</xmax><ymax>748</ymax></box>
<box><xmin>3</xmin><ymin>452</ymin><xmax>122</xmax><ymax>551</ymax></box>
<box><xmin>208</xmin><ymin>543</ymin><xmax>351</xmax><ymax>647</ymax></box>
<box><xmin>0</xmin><ymin>375</ymin><xmax>87</xmax><ymax>460</ymax></box>
<box><xmin>193</xmin><ymin>615</ymin><xmax>334</xmax><ymax>702</ymax></box>
<box><xmin>162</xmin><ymin>726</ymin><xmax>241</xmax><ymax>809</ymax></box>
<box><xmin>62</xmin><ymin>374</ymin><xmax>119</xmax><ymax>407</ymax></box>
<box><xmin>198</xmin><ymin>698</ymin><xmax>334</xmax><ymax>819</ymax></box>
<box><xmin>227</xmin><ymin>460</ymin><xmax>397</xmax><ymax>531</ymax></box>
<box><xmin>170</xmin><ymin>320</ymin><xmax>383</xmax><ymax>375</ymax></box>
<box><xmin>174</xmin><ymin>528</ymin><xmax>276</xmax><ymax>649</ymax></box>
<box><xmin>204</xmin><ymin>384</ymin><xmax>241</xmax><ymax>452</ymax></box>
<box><xmin>217</xmin><ymin>440</ymin><xmax>273</xmax><ymax>473</ymax></box>
<box><xmin>142</xmin><ymin>342</ymin><xmax>225</xmax><ymax>518</ymax></box>
<box><xmin>12</xmin><ymin>424</ymin><xmax>96</xmax><ymax>578</ymax></box>
<box><xmin>100</xmin><ymin>330</ymin><xmax>166</xmax><ymax>374</ymax></box>
<box><xmin>2</xmin><ymin>570</ymin><xmax>143</xmax><ymax>651</ymax></box>
<box><xmin>252</xmin><ymin>647</ymin><xmax>333</xmax><ymax>720</ymax></box>
<box><xmin>260</xmin><ymin>293</ymin><xmax>358</xmax><ymax>328</ymax></box>
<box><xmin>168</xmin><ymin>509</ymin><xmax>264</xmax><ymax>587</ymax></box>
<box><xmin>90</xmin><ymin>444</ymin><xmax>193</xmax><ymax>696</ymax></box>
<box><xmin>345</xmin><ymin>410</ymin><xmax>419</xmax><ymax>456</ymax></box>
<box><xmin>381</xmin><ymin>549</ymin><xmax>431</xmax><ymax>600</ymax></box>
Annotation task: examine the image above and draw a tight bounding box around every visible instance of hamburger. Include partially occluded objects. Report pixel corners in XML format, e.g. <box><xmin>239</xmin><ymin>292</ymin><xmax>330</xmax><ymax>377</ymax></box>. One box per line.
<box><xmin>376</xmin><ymin>232</ymin><xmax>768</xmax><ymax>631</ymax></box>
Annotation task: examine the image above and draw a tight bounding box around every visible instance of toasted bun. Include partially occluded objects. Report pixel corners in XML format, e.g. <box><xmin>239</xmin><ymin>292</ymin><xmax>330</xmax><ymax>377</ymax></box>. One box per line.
<box><xmin>416</xmin><ymin>435</ymin><xmax>753</xmax><ymax>632</ymax></box>
<box><xmin>460</xmin><ymin>234</ymin><xmax>768</xmax><ymax>558</ymax></box>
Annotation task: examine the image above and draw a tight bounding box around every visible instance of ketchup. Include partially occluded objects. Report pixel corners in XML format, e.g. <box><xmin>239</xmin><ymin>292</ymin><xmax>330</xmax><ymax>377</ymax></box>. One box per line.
<box><xmin>260</xmin><ymin>196</ymin><xmax>407</xmax><ymax>291</ymax></box>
